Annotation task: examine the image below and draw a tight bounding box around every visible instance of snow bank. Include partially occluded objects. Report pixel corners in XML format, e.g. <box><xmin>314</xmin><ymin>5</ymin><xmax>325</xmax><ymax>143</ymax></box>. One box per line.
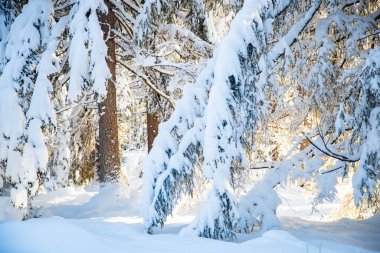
<box><xmin>0</xmin><ymin>216</ymin><xmax>377</xmax><ymax>253</ymax></box>
<box><xmin>73</xmin><ymin>182</ymin><xmax>140</xmax><ymax>218</ymax></box>
<box><xmin>1</xmin><ymin>184</ymin><xmax>379</xmax><ymax>252</ymax></box>
<box><xmin>34</xmin><ymin>183</ymin><xmax>140</xmax><ymax>219</ymax></box>
<box><xmin>0</xmin><ymin>217</ymin><xmax>107</xmax><ymax>253</ymax></box>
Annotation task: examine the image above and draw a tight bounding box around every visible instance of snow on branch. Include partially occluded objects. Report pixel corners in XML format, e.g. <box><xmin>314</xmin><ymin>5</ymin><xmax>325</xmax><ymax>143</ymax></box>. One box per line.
<box><xmin>68</xmin><ymin>0</ymin><xmax>110</xmax><ymax>101</ymax></box>
<box><xmin>143</xmin><ymin>0</ymin><xmax>298</xmax><ymax>240</ymax></box>
<box><xmin>0</xmin><ymin>0</ymin><xmax>54</xmax><ymax>209</ymax></box>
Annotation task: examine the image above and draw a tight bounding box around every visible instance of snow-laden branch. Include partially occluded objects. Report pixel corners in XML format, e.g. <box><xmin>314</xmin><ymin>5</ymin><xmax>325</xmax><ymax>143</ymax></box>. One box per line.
<box><xmin>305</xmin><ymin>136</ymin><xmax>359</xmax><ymax>163</ymax></box>
<box><xmin>0</xmin><ymin>0</ymin><xmax>54</xmax><ymax>209</ymax></box>
<box><xmin>111</xmin><ymin>0</ymin><xmax>136</xmax><ymax>25</ymax></box>
<box><xmin>158</xmin><ymin>24</ymin><xmax>213</xmax><ymax>55</ymax></box>
<box><xmin>267</xmin><ymin>0</ymin><xmax>322</xmax><ymax>65</ymax></box>
<box><xmin>111</xmin><ymin>0</ymin><xmax>140</xmax><ymax>14</ymax></box>
<box><xmin>143</xmin><ymin>0</ymin><xmax>298</xmax><ymax>240</ymax></box>
<box><xmin>116</xmin><ymin>60</ymin><xmax>174</xmax><ymax>106</ymax></box>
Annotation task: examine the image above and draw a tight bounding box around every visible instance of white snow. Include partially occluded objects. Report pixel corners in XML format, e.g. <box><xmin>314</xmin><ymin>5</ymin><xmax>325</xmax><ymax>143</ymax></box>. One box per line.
<box><xmin>9</xmin><ymin>186</ymin><xmax>28</xmax><ymax>210</ymax></box>
<box><xmin>0</xmin><ymin>0</ymin><xmax>53</xmax><ymax>208</ymax></box>
<box><xmin>1</xmin><ymin>179</ymin><xmax>379</xmax><ymax>253</ymax></box>
<box><xmin>68</xmin><ymin>0</ymin><xmax>110</xmax><ymax>101</ymax></box>
<box><xmin>8</xmin><ymin>216</ymin><xmax>373</xmax><ymax>253</ymax></box>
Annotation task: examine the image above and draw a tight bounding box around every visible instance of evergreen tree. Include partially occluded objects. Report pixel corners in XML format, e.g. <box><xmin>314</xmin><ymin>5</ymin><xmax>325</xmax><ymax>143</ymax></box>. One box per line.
<box><xmin>0</xmin><ymin>0</ymin><xmax>54</xmax><ymax>208</ymax></box>
<box><xmin>143</xmin><ymin>0</ymin><xmax>379</xmax><ymax>240</ymax></box>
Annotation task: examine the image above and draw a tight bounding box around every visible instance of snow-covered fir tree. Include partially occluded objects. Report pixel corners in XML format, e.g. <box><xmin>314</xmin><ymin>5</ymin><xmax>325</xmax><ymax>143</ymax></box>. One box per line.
<box><xmin>0</xmin><ymin>0</ymin><xmax>54</xmax><ymax>209</ymax></box>
<box><xmin>143</xmin><ymin>0</ymin><xmax>379</xmax><ymax>240</ymax></box>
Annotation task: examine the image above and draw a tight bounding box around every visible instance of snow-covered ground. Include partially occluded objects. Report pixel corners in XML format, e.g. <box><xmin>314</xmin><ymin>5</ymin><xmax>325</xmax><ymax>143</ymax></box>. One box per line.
<box><xmin>1</xmin><ymin>154</ymin><xmax>379</xmax><ymax>253</ymax></box>
<box><xmin>0</xmin><ymin>182</ymin><xmax>379</xmax><ymax>253</ymax></box>
<box><xmin>3</xmin><ymin>214</ymin><xmax>378</xmax><ymax>253</ymax></box>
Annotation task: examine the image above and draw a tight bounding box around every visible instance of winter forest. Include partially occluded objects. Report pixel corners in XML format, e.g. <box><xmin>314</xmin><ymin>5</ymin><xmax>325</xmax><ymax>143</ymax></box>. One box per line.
<box><xmin>0</xmin><ymin>0</ymin><xmax>379</xmax><ymax>252</ymax></box>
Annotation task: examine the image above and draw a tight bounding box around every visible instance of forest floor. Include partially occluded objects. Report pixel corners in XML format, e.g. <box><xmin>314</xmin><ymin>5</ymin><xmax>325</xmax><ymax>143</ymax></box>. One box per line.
<box><xmin>0</xmin><ymin>181</ymin><xmax>379</xmax><ymax>253</ymax></box>
<box><xmin>1</xmin><ymin>151</ymin><xmax>379</xmax><ymax>253</ymax></box>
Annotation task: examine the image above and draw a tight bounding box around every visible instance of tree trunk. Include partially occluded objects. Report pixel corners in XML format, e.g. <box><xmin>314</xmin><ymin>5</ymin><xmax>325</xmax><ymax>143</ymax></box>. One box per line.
<box><xmin>147</xmin><ymin>111</ymin><xmax>159</xmax><ymax>152</ymax></box>
<box><xmin>97</xmin><ymin>0</ymin><xmax>121</xmax><ymax>183</ymax></box>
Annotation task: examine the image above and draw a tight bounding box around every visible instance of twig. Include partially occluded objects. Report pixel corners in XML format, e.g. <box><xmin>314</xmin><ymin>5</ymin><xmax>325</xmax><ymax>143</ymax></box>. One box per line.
<box><xmin>305</xmin><ymin>136</ymin><xmax>359</xmax><ymax>162</ymax></box>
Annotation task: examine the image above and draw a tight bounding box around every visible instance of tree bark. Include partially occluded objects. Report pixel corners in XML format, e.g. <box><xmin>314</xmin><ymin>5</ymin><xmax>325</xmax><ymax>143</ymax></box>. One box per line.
<box><xmin>147</xmin><ymin>111</ymin><xmax>159</xmax><ymax>152</ymax></box>
<box><xmin>97</xmin><ymin>0</ymin><xmax>121</xmax><ymax>183</ymax></box>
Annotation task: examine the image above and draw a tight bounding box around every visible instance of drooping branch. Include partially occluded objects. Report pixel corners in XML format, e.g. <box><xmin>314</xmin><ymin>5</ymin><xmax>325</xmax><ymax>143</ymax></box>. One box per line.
<box><xmin>111</xmin><ymin>1</ymin><xmax>136</xmax><ymax>25</ymax></box>
<box><xmin>116</xmin><ymin>59</ymin><xmax>174</xmax><ymax>106</ymax></box>
<box><xmin>110</xmin><ymin>0</ymin><xmax>140</xmax><ymax>14</ymax></box>
<box><xmin>320</xmin><ymin>166</ymin><xmax>344</xmax><ymax>174</ymax></box>
<box><xmin>305</xmin><ymin>136</ymin><xmax>359</xmax><ymax>163</ymax></box>
<box><xmin>267</xmin><ymin>0</ymin><xmax>322</xmax><ymax>65</ymax></box>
